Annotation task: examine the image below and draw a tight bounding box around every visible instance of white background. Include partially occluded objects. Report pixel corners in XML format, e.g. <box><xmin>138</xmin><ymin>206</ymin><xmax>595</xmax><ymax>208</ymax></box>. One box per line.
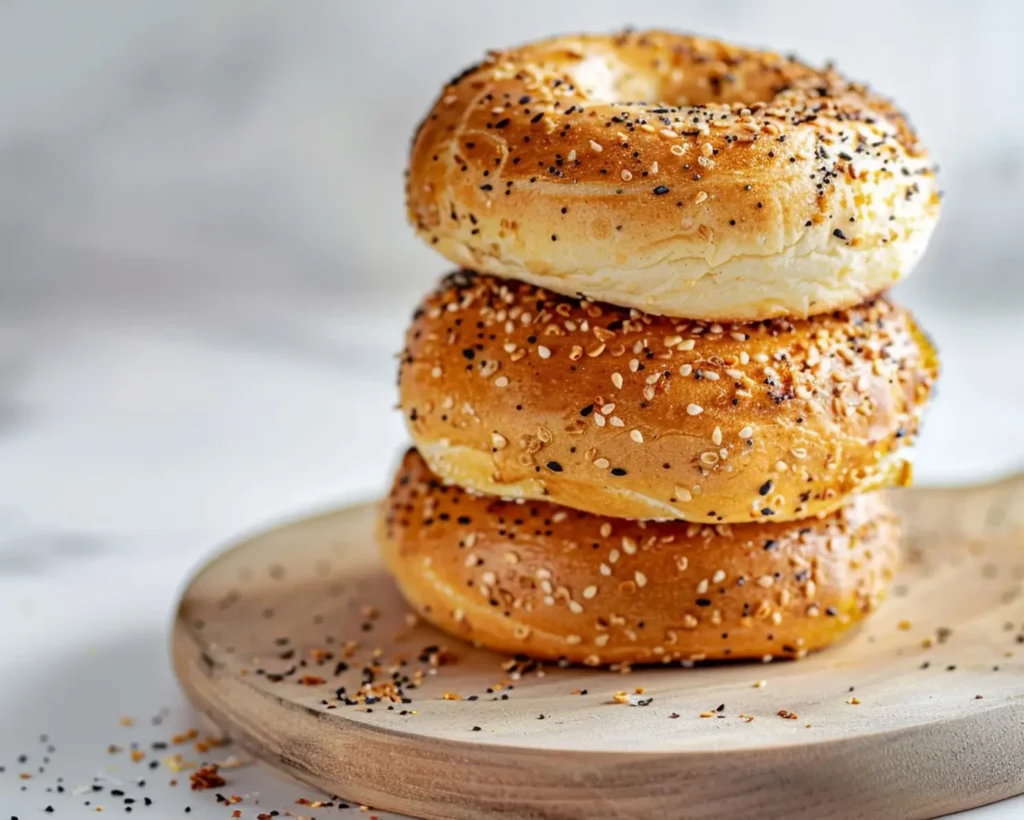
<box><xmin>1</xmin><ymin>1</ymin><xmax>1022</xmax><ymax>817</ymax></box>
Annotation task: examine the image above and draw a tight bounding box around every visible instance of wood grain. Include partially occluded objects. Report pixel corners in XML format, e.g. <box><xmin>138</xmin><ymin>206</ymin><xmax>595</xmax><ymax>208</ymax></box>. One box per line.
<box><xmin>173</xmin><ymin>477</ymin><xmax>1024</xmax><ymax>819</ymax></box>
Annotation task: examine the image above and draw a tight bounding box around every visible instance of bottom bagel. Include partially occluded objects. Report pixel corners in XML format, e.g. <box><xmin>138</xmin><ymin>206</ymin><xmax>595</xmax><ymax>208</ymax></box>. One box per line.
<box><xmin>379</xmin><ymin>449</ymin><xmax>899</xmax><ymax>665</ymax></box>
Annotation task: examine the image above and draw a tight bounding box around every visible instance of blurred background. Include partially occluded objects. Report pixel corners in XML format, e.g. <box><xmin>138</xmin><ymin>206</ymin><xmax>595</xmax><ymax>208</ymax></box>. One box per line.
<box><xmin>1</xmin><ymin>0</ymin><xmax>1023</xmax><ymax>544</ymax></box>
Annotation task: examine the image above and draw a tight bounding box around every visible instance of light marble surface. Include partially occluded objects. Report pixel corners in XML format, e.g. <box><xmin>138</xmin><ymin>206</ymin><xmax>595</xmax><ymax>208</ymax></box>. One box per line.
<box><xmin>2</xmin><ymin>1</ymin><xmax>1023</xmax><ymax>816</ymax></box>
<box><xmin>1</xmin><ymin>281</ymin><xmax>1022</xmax><ymax>818</ymax></box>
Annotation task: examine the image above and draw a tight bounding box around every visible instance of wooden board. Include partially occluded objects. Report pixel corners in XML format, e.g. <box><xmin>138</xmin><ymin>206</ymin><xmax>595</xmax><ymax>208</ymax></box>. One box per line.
<box><xmin>173</xmin><ymin>477</ymin><xmax>1024</xmax><ymax>820</ymax></box>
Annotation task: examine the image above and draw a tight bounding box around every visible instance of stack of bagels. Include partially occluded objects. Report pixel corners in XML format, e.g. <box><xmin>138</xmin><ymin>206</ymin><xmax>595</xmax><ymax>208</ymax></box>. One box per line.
<box><xmin>379</xmin><ymin>31</ymin><xmax>940</xmax><ymax>666</ymax></box>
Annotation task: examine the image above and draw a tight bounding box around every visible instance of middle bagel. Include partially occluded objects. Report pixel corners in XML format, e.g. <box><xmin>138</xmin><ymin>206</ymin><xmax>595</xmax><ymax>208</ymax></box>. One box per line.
<box><xmin>399</xmin><ymin>272</ymin><xmax>937</xmax><ymax>523</ymax></box>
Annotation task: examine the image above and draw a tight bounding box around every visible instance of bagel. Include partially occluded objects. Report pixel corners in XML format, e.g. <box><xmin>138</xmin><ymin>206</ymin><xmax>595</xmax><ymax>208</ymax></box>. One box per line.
<box><xmin>398</xmin><ymin>272</ymin><xmax>937</xmax><ymax>523</ymax></box>
<box><xmin>407</xmin><ymin>31</ymin><xmax>940</xmax><ymax>321</ymax></box>
<box><xmin>379</xmin><ymin>449</ymin><xmax>898</xmax><ymax>665</ymax></box>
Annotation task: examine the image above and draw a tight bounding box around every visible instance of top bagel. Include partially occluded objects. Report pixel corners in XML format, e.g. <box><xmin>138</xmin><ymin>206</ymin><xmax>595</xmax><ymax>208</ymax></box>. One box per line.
<box><xmin>407</xmin><ymin>31</ymin><xmax>940</xmax><ymax>321</ymax></box>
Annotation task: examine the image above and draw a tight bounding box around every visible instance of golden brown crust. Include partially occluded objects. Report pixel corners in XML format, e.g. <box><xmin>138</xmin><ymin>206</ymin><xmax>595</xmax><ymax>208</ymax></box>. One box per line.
<box><xmin>399</xmin><ymin>273</ymin><xmax>937</xmax><ymax>523</ymax></box>
<box><xmin>406</xmin><ymin>31</ymin><xmax>940</xmax><ymax>321</ymax></box>
<box><xmin>379</xmin><ymin>449</ymin><xmax>899</xmax><ymax>665</ymax></box>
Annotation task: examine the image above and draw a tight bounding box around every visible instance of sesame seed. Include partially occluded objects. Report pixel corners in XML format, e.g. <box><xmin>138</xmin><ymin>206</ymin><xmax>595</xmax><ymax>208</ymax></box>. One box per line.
<box><xmin>594</xmin><ymin>457</ymin><xmax>610</xmax><ymax>469</ymax></box>
<box><xmin>757</xmin><ymin>575</ymin><xmax>775</xmax><ymax>588</ymax></box>
<box><xmin>679</xmin><ymin>364</ymin><xmax>693</xmax><ymax>376</ymax></box>
<box><xmin>730</xmin><ymin>332</ymin><xmax>747</xmax><ymax>342</ymax></box>
<box><xmin>600</xmin><ymin>522</ymin><xmax>612</xmax><ymax>537</ymax></box>
<box><xmin>621</xmin><ymin>169</ymin><xmax>633</xmax><ymax>181</ymax></box>
<box><xmin>634</xmin><ymin>571</ymin><xmax>648</xmax><ymax>588</ymax></box>
<box><xmin>695</xmin><ymin>191</ymin><xmax>708</xmax><ymax>204</ymax></box>
<box><xmin>568</xmin><ymin>600</ymin><xmax>583</xmax><ymax>614</ymax></box>
<box><xmin>712</xmin><ymin>570</ymin><xmax>726</xmax><ymax>583</ymax></box>
<box><xmin>739</xmin><ymin>426</ymin><xmax>753</xmax><ymax>439</ymax></box>
<box><xmin>674</xmin><ymin>486</ymin><xmax>693</xmax><ymax>502</ymax></box>
<box><xmin>678</xmin><ymin>339</ymin><xmax>696</xmax><ymax>351</ymax></box>
<box><xmin>621</xmin><ymin>536</ymin><xmax>637</xmax><ymax>555</ymax></box>
<box><xmin>537</xmin><ymin>345</ymin><xmax>551</xmax><ymax>359</ymax></box>
<box><xmin>726</xmin><ymin>369</ymin><xmax>744</xmax><ymax>379</ymax></box>
<box><xmin>630</xmin><ymin>429</ymin><xmax>644</xmax><ymax>443</ymax></box>
<box><xmin>712</xmin><ymin>426</ymin><xmax>722</xmax><ymax>446</ymax></box>
<box><xmin>704</xmin><ymin>371</ymin><xmax>720</xmax><ymax>381</ymax></box>
<box><xmin>611</xmin><ymin>372</ymin><xmax>623</xmax><ymax>389</ymax></box>
<box><xmin>687</xmin><ymin>403</ymin><xmax>704</xmax><ymax>416</ymax></box>
<box><xmin>696</xmin><ymin>579</ymin><xmax>709</xmax><ymax>594</ymax></box>
<box><xmin>600</xmin><ymin>563</ymin><xmax>611</xmax><ymax>576</ymax></box>
<box><xmin>601</xmin><ymin>403</ymin><xmax>615</xmax><ymax>415</ymax></box>
<box><xmin>491</xmin><ymin>432</ymin><xmax>507</xmax><ymax>449</ymax></box>
<box><xmin>583</xmin><ymin>585</ymin><xmax>598</xmax><ymax>599</ymax></box>
<box><xmin>589</xmin><ymin>140</ymin><xmax>603</xmax><ymax>153</ymax></box>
